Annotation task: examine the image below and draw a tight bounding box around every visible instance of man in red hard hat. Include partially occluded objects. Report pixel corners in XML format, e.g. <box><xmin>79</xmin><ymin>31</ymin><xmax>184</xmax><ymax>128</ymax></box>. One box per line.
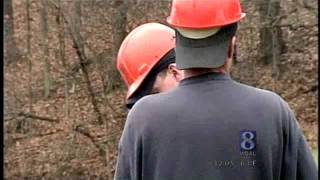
<box><xmin>114</xmin><ymin>0</ymin><xmax>317</xmax><ymax>180</ymax></box>
<box><xmin>116</xmin><ymin>23</ymin><xmax>183</xmax><ymax>109</ymax></box>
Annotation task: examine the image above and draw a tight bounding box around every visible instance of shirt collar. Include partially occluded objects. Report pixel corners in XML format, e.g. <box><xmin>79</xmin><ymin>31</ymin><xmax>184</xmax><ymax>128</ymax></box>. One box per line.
<box><xmin>179</xmin><ymin>72</ymin><xmax>231</xmax><ymax>86</ymax></box>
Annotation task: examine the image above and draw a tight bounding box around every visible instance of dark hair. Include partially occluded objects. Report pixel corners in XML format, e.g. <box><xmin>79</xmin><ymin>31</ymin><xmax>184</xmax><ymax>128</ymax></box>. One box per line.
<box><xmin>126</xmin><ymin>49</ymin><xmax>175</xmax><ymax>109</ymax></box>
<box><xmin>223</xmin><ymin>23</ymin><xmax>238</xmax><ymax>38</ymax></box>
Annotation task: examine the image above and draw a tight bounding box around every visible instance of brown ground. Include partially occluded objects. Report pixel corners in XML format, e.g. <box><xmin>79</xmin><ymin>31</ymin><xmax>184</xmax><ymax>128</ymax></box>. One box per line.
<box><xmin>4</xmin><ymin>0</ymin><xmax>317</xmax><ymax>179</ymax></box>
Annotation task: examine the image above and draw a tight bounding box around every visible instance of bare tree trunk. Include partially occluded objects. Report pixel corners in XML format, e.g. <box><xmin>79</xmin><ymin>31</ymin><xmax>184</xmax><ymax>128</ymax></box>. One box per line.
<box><xmin>271</xmin><ymin>27</ymin><xmax>280</xmax><ymax>79</ymax></box>
<box><xmin>74</xmin><ymin>0</ymin><xmax>84</xmax><ymax>57</ymax></box>
<box><xmin>256</xmin><ymin>0</ymin><xmax>285</xmax><ymax>68</ymax></box>
<box><xmin>107</xmin><ymin>0</ymin><xmax>129</xmax><ymax>91</ymax></box>
<box><xmin>4</xmin><ymin>0</ymin><xmax>21</xmax><ymax>66</ymax></box>
<box><xmin>64</xmin><ymin>75</ymin><xmax>69</xmax><ymax>119</ymax></box>
<box><xmin>57</xmin><ymin>0</ymin><xmax>69</xmax><ymax>118</ymax></box>
<box><xmin>107</xmin><ymin>1</ymin><xmax>129</xmax><ymax>178</ymax></box>
<box><xmin>40</xmin><ymin>0</ymin><xmax>51</xmax><ymax>98</ymax></box>
<box><xmin>57</xmin><ymin>0</ymin><xmax>67</xmax><ymax>69</ymax></box>
<box><xmin>75</xmin><ymin>0</ymin><xmax>82</xmax><ymax>27</ymax></box>
<box><xmin>256</xmin><ymin>1</ymin><xmax>272</xmax><ymax>64</ymax></box>
<box><xmin>268</xmin><ymin>0</ymin><xmax>283</xmax><ymax>79</ymax></box>
<box><xmin>26</xmin><ymin>0</ymin><xmax>32</xmax><ymax>113</ymax></box>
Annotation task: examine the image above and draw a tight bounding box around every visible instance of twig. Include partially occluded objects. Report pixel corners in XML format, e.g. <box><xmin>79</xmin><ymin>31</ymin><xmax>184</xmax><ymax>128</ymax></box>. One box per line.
<box><xmin>75</xmin><ymin>125</ymin><xmax>106</xmax><ymax>157</ymax></box>
<box><xmin>17</xmin><ymin>112</ymin><xmax>59</xmax><ymax>122</ymax></box>
<box><xmin>4</xmin><ymin>116</ymin><xmax>16</xmax><ymax>122</ymax></box>
<box><xmin>10</xmin><ymin>129</ymin><xmax>63</xmax><ymax>141</ymax></box>
<box><xmin>73</xmin><ymin>35</ymin><xmax>104</xmax><ymax>124</ymax></box>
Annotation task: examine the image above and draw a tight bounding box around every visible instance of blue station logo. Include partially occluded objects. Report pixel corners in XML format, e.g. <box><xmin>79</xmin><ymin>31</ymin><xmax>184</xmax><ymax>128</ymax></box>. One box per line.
<box><xmin>240</xmin><ymin>130</ymin><xmax>256</xmax><ymax>152</ymax></box>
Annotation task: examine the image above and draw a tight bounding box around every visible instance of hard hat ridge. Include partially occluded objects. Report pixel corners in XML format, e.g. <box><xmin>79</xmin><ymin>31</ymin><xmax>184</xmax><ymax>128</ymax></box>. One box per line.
<box><xmin>167</xmin><ymin>0</ymin><xmax>245</xmax><ymax>29</ymax></box>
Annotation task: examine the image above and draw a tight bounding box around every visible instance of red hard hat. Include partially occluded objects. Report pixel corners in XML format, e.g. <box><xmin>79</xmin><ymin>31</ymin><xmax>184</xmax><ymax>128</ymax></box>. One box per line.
<box><xmin>117</xmin><ymin>23</ymin><xmax>175</xmax><ymax>100</ymax></box>
<box><xmin>167</xmin><ymin>0</ymin><xmax>246</xmax><ymax>29</ymax></box>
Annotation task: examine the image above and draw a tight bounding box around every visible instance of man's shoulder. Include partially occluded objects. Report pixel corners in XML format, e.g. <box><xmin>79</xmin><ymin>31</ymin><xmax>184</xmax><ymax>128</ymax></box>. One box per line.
<box><xmin>132</xmin><ymin>90</ymin><xmax>175</xmax><ymax>112</ymax></box>
<box><xmin>126</xmin><ymin>92</ymin><xmax>177</xmax><ymax>132</ymax></box>
<box><xmin>129</xmin><ymin>91</ymin><xmax>174</xmax><ymax>116</ymax></box>
<box><xmin>232</xmin><ymin>81</ymin><xmax>289</xmax><ymax>110</ymax></box>
<box><xmin>235</xmin><ymin>81</ymin><xmax>281</xmax><ymax>99</ymax></box>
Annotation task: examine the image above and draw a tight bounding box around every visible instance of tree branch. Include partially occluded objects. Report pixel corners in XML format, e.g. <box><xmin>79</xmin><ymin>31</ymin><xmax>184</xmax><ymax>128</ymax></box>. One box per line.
<box><xmin>17</xmin><ymin>112</ymin><xmax>59</xmax><ymax>122</ymax></box>
<box><xmin>75</xmin><ymin>125</ymin><xmax>106</xmax><ymax>157</ymax></box>
<box><xmin>48</xmin><ymin>0</ymin><xmax>104</xmax><ymax>124</ymax></box>
<box><xmin>9</xmin><ymin>129</ymin><xmax>63</xmax><ymax>141</ymax></box>
<box><xmin>240</xmin><ymin>23</ymin><xmax>318</xmax><ymax>30</ymax></box>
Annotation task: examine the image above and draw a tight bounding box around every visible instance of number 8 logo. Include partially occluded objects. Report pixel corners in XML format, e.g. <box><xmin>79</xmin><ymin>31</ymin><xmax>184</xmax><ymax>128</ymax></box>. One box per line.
<box><xmin>240</xmin><ymin>131</ymin><xmax>256</xmax><ymax>151</ymax></box>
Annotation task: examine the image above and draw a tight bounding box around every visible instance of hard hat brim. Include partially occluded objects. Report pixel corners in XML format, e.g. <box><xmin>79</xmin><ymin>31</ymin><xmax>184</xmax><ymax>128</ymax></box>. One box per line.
<box><xmin>127</xmin><ymin>74</ymin><xmax>145</xmax><ymax>99</ymax></box>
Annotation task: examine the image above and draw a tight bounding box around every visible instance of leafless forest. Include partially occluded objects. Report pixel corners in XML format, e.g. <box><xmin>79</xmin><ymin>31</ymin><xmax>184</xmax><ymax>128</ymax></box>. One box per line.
<box><xmin>4</xmin><ymin>0</ymin><xmax>318</xmax><ymax>179</ymax></box>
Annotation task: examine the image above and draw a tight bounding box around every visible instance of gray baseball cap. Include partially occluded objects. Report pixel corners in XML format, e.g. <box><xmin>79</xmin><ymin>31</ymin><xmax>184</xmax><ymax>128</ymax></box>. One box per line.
<box><xmin>175</xmin><ymin>23</ymin><xmax>238</xmax><ymax>70</ymax></box>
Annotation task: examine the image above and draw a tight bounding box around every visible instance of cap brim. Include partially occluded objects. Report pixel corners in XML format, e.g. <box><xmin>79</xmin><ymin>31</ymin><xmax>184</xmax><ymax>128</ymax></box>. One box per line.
<box><xmin>175</xmin><ymin>24</ymin><xmax>237</xmax><ymax>70</ymax></box>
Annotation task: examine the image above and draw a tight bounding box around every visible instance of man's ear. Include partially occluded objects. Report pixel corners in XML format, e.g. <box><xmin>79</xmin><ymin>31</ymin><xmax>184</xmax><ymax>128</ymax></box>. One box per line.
<box><xmin>227</xmin><ymin>36</ymin><xmax>236</xmax><ymax>58</ymax></box>
<box><xmin>168</xmin><ymin>63</ymin><xmax>183</xmax><ymax>81</ymax></box>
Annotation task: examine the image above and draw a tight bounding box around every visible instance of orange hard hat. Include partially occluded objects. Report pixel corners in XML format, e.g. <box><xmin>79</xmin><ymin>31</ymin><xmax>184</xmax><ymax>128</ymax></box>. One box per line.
<box><xmin>167</xmin><ymin>0</ymin><xmax>246</xmax><ymax>29</ymax></box>
<box><xmin>117</xmin><ymin>23</ymin><xmax>175</xmax><ymax>100</ymax></box>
